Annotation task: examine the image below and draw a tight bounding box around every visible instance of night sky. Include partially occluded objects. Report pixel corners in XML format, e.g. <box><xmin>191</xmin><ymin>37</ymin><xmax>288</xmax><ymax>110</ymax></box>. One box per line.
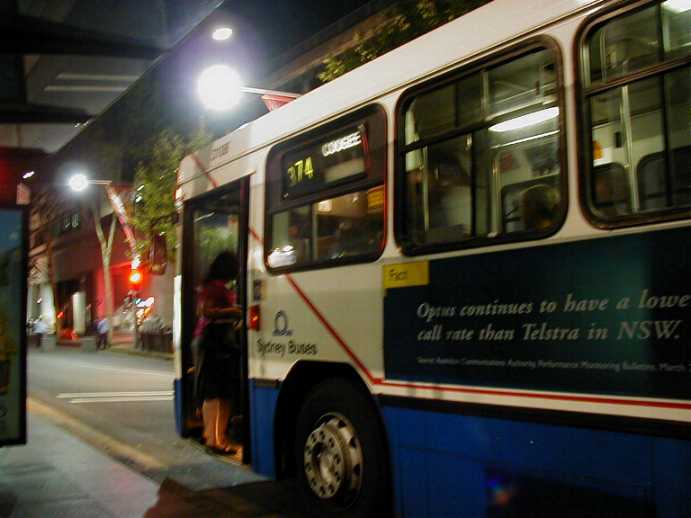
<box><xmin>221</xmin><ymin>0</ymin><xmax>375</xmax><ymax>59</ymax></box>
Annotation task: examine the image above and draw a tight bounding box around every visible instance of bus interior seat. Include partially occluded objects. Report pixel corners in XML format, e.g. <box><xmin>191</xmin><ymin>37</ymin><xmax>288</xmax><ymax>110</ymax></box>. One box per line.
<box><xmin>637</xmin><ymin>146</ymin><xmax>691</xmax><ymax>210</ymax></box>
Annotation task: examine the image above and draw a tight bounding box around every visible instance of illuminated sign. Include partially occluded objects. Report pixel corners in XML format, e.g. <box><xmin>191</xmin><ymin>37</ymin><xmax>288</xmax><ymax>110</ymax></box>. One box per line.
<box><xmin>321</xmin><ymin>132</ymin><xmax>362</xmax><ymax>157</ymax></box>
<box><xmin>282</xmin><ymin>125</ymin><xmax>366</xmax><ymax>198</ymax></box>
<box><xmin>286</xmin><ymin>157</ymin><xmax>315</xmax><ymax>188</ymax></box>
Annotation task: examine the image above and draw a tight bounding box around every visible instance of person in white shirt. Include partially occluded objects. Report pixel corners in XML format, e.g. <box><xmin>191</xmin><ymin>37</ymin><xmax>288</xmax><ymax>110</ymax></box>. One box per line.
<box><xmin>97</xmin><ymin>318</ymin><xmax>109</xmax><ymax>349</ymax></box>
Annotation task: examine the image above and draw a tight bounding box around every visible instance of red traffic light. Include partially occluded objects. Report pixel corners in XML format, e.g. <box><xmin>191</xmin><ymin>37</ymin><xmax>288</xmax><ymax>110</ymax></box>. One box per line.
<box><xmin>128</xmin><ymin>269</ymin><xmax>143</xmax><ymax>288</ymax></box>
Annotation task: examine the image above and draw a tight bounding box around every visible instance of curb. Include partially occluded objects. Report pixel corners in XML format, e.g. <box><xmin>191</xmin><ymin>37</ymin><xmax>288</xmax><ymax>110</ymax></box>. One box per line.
<box><xmin>27</xmin><ymin>396</ymin><xmax>166</xmax><ymax>471</ymax></box>
<box><xmin>108</xmin><ymin>346</ymin><xmax>174</xmax><ymax>361</ymax></box>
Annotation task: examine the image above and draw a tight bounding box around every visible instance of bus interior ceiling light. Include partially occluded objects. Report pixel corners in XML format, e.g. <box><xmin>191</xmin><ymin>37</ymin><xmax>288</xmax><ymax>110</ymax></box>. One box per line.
<box><xmin>197</xmin><ymin>64</ymin><xmax>243</xmax><ymax>111</ymax></box>
<box><xmin>212</xmin><ymin>27</ymin><xmax>233</xmax><ymax>41</ymax></box>
<box><xmin>68</xmin><ymin>173</ymin><xmax>89</xmax><ymax>192</ymax></box>
<box><xmin>22</xmin><ymin>171</ymin><xmax>35</xmax><ymax>179</ymax></box>
<box><xmin>663</xmin><ymin>0</ymin><xmax>691</xmax><ymax>13</ymax></box>
<box><xmin>489</xmin><ymin>107</ymin><xmax>559</xmax><ymax>132</ymax></box>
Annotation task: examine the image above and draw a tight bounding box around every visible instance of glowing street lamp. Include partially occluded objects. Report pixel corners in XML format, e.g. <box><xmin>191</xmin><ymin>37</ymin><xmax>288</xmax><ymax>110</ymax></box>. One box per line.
<box><xmin>67</xmin><ymin>173</ymin><xmax>90</xmax><ymax>192</ymax></box>
<box><xmin>197</xmin><ymin>64</ymin><xmax>300</xmax><ymax>112</ymax></box>
<box><xmin>197</xmin><ymin>65</ymin><xmax>244</xmax><ymax>111</ymax></box>
<box><xmin>212</xmin><ymin>27</ymin><xmax>233</xmax><ymax>41</ymax></box>
<box><xmin>67</xmin><ymin>173</ymin><xmax>112</xmax><ymax>192</ymax></box>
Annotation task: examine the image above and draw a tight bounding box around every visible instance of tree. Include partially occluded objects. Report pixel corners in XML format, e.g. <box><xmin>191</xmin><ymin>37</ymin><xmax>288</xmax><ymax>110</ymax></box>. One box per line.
<box><xmin>131</xmin><ymin>129</ymin><xmax>211</xmax><ymax>263</ymax></box>
<box><xmin>90</xmin><ymin>203</ymin><xmax>118</xmax><ymax>344</ymax></box>
<box><xmin>318</xmin><ymin>0</ymin><xmax>490</xmax><ymax>83</ymax></box>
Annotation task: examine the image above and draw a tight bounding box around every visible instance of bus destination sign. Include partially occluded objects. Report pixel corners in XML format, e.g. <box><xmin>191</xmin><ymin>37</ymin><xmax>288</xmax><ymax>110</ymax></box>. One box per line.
<box><xmin>282</xmin><ymin>126</ymin><xmax>366</xmax><ymax>198</ymax></box>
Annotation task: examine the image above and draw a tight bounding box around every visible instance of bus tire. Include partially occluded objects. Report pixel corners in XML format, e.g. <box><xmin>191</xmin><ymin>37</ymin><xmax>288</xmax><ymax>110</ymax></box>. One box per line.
<box><xmin>294</xmin><ymin>377</ymin><xmax>389</xmax><ymax>517</ymax></box>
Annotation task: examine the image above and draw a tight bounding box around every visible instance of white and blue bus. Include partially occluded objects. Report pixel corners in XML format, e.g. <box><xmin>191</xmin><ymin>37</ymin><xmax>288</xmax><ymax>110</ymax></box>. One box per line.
<box><xmin>172</xmin><ymin>0</ymin><xmax>691</xmax><ymax>515</ymax></box>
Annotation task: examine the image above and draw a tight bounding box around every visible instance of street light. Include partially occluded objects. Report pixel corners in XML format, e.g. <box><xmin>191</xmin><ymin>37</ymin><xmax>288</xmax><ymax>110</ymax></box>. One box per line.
<box><xmin>212</xmin><ymin>27</ymin><xmax>233</xmax><ymax>41</ymax></box>
<box><xmin>67</xmin><ymin>173</ymin><xmax>89</xmax><ymax>192</ymax></box>
<box><xmin>197</xmin><ymin>65</ymin><xmax>244</xmax><ymax>111</ymax></box>
<box><xmin>197</xmin><ymin>64</ymin><xmax>300</xmax><ymax>112</ymax></box>
<box><xmin>67</xmin><ymin>173</ymin><xmax>112</xmax><ymax>192</ymax></box>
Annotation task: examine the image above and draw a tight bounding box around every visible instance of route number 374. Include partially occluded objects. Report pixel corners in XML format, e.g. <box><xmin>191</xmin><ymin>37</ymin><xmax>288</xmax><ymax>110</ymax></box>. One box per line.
<box><xmin>287</xmin><ymin>157</ymin><xmax>314</xmax><ymax>187</ymax></box>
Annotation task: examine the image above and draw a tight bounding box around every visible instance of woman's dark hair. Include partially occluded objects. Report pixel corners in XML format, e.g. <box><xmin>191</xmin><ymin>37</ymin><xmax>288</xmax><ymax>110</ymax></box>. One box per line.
<box><xmin>205</xmin><ymin>251</ymin><xmax>239</xmax><ymax>282</ymax></box>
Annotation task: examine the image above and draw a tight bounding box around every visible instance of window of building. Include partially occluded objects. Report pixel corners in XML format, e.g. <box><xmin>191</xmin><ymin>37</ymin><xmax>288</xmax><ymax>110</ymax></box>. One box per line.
<box><xmin>53</xmin><ymin>210</ymin><xmax>81</xmax><ymax>236</ymax></box>
<box><xmin>265</xmin><ymin>105</ymin><xmax>386</xmax><ymax>272</ymax></box>
<box><xmin>398</xmin><ymin>43</ymin><xmax>565</xmax><ymax>253</ymax></box>
<box><xmin>583</xmin><ymin>1</ymin><xmax>690</xmax><ymax>223</ymax></box>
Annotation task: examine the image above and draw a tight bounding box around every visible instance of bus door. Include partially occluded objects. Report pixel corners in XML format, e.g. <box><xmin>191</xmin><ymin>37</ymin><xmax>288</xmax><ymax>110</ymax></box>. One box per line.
<box><xmin>181</xmin><ymin>177</ymin><xmax>250</xmax><ymax>461</ymax></box>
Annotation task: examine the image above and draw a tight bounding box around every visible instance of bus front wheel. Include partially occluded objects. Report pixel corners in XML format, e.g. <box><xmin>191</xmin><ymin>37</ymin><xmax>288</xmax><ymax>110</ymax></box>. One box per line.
<box><xmin>294</xmin><ymin>378</ymin><xmax>389</xmax><ymax>517</ymax></box>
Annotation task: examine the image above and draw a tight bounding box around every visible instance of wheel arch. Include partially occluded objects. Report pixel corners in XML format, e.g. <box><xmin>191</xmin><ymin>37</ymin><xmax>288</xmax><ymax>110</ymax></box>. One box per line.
<box><xmin>273</xmin><ymin>360</ymin><xmax>389</xmax><ymax>482</ymax></box>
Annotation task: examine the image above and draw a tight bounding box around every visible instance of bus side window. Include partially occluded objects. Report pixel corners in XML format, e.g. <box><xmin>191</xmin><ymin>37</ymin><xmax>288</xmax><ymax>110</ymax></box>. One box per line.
<box><xmin>400</xmin><ymin>45</ymin><xmax>564</xmax><ymax>252</ymax></box>
<box><xmin>583</xmin><ymin>2</ymin><xmax>690</xmax><ymax>223</ymax></box>
<box><xmin>265</xmin><ymin>105</ymin><xmax>386</xmax><ymax>272</ymax></box>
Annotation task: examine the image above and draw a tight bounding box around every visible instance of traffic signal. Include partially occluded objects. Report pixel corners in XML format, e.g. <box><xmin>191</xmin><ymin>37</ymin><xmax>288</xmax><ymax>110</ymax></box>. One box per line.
<box><xmin>128</xmin><ymin>268</ymin><xmax>143</xmax><ymax>291</ymax></box>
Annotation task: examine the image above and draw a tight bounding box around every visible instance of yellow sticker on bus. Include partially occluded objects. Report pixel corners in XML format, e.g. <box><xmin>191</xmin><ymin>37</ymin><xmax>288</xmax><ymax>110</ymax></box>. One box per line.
<box><xmin>383</xmin><ymin>261</ymin><xmax>429</xmax><ymax>290</ymax></box>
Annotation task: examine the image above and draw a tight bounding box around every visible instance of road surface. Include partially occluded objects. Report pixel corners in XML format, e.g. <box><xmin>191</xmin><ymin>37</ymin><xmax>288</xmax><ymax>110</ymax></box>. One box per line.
<box><xmin>27</xmin><ymin>347</ymin><xmax>301</xmax><ymax>516</ymax></box>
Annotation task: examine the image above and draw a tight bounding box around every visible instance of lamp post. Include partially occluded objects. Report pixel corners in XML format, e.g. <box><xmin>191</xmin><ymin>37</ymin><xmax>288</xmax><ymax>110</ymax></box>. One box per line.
<box><xmin>197</xmin><ymin>64</ymin><xmax>300</xmax><ymax>112</ymax></box>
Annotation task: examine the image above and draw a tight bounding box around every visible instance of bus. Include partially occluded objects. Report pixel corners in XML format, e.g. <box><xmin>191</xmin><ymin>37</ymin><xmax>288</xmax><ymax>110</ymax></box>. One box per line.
<box><xmin>172</xmin><ymin>0</ymin><xmax>691</xmax><ymax>515</ymax></box>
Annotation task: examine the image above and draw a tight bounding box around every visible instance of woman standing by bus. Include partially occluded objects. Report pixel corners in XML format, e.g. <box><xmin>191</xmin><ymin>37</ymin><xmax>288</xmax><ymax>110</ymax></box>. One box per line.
<box><xmin>194</xmin><ymin>251</ymin><xmax>242</xmax><ymax>454</ymax></box>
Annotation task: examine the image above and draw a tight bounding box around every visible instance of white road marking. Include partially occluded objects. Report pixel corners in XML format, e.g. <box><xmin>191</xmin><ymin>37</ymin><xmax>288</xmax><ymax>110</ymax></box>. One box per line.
<box><xmin>32</xmin><ymin>356</ymin><xmax>173</xmax><ymax>378</ymax></box>
<box><xmin>57</xmin><ymin>391</ymin><xmax>173</xmax><ymax>399</ymax></box>
<box><xmin>68</xmin><ymin>396</ymin><xmax>173</xmax><ymax>404</ymax></box>
<box><xmin>57</xmin><ymin>390</ymin><xmax>174</xmax><ymax>404</ymax></box>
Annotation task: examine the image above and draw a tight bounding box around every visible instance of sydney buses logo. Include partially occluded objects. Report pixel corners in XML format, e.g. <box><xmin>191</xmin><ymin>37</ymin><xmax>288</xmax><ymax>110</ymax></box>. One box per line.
<box><xmin>273</xmin><ymin>310</ymin><xmax>293</xmax><ymax>337</ymax></box>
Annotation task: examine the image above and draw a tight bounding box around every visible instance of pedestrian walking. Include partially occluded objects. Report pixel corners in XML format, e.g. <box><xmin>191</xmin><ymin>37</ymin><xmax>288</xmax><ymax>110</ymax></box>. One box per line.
<box><xmin>97</xmin><ymin>317</ymin><xmax>109</xmax><ymax>349</ymax></box>
<box><xmin>33</xmin><ymin>317</ymin><xmax>48</xmax><ymax>348</ymax></box>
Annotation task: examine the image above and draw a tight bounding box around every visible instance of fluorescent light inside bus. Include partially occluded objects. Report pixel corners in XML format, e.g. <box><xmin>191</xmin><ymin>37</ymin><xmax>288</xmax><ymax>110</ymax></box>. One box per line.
<box><xmin>489</xmin><ymin>107</ymin><xmax>559</xmax><ymax>132</ymax></box>
<box><xmin>663</xmin><ymin>0</ymin><xmax>691</xmax><ymax>13</ymax></box>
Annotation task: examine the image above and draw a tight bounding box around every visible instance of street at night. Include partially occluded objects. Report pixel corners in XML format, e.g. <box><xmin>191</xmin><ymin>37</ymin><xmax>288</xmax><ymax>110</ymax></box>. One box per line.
<box><xmin>1</xmin><ymin>0</ymin><xmax>689</xmax><ymax>516</ymax></box>
<box><xmin>15</xmin><ymin>347</ymin><xmax>302</xmax><ymax>516</ymax></box>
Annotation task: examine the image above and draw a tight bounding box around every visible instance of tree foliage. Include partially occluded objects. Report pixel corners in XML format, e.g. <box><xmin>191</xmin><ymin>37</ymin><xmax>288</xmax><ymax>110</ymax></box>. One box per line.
<box><xmin>318</xmin><ymin>0</ymin><xmax>489</xmax><ymax>83</ymax></box>
<box><xmin>131</xmin><ymin>129</ymin><xmax>211</xmax><ymax>262</ymax></box>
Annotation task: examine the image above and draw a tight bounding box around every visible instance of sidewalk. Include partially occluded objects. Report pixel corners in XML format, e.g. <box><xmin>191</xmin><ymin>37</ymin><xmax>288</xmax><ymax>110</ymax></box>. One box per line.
<box><xmin>109</xmin><ymin>331</ymin><xmax>173</xmax><ymax>361</ymax></box>
<box><xmin>0</xmin><ymin>411</ymin><xmax>161</xmax><ymax>517</ymax></box>
<box><xmin>0</xmin><ymin>409</ymin><xmax>300</xmax><ymax>517</ymax></box>
<box><xmin>56</xmin><ymin>331</ymin><xmax>173</xmax><ymax>361</ymax></box>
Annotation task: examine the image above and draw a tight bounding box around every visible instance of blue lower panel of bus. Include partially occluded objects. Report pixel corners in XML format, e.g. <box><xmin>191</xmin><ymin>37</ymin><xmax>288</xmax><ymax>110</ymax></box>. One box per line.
<box><xmin>249</xmin><ymin>381</ymin><xmax>279</xmax><ymax>479</ymax></box>
<box><xmin>382</xmin><ymin>403</ymin><xmax>690</xmax><ymax>518</ymax></box>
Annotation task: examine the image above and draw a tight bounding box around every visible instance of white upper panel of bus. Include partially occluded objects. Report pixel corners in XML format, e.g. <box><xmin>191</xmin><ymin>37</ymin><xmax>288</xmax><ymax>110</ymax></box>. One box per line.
<box><xmin>180</xmin><ymin>0</ymin><xmax>603</xmax><ymax>190</ymax></box>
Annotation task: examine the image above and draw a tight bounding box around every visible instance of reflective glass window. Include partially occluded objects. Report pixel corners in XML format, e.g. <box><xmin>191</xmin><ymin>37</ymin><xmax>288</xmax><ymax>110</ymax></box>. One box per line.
<box><xmin>400</xmin><ymin>46</ymin><xmax>564</xmax><ymax>252</ymax></box>
<box><xmin>266</xmin><ymin>106</ymin><xmax>386</xmax><ymax>271</ymax></box>
<box><xmin>584</xmin><ymin>2</ymin><xmax>691</xmax><ymax>221</ymax></box>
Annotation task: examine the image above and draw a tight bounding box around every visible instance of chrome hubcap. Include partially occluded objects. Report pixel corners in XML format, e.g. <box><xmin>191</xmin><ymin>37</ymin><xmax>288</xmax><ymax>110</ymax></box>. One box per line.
<box><xmin>303</xmin><ymin>413</ymin><xmax>362</xmax><ymax>501</ymax></box>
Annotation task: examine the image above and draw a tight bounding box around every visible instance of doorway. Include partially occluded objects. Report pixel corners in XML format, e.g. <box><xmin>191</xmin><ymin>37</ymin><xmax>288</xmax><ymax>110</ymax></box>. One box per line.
<box><xmin>181</xmin><ymin>177</ymin><xmax>250</xmax><ymax>462</ymax></box>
